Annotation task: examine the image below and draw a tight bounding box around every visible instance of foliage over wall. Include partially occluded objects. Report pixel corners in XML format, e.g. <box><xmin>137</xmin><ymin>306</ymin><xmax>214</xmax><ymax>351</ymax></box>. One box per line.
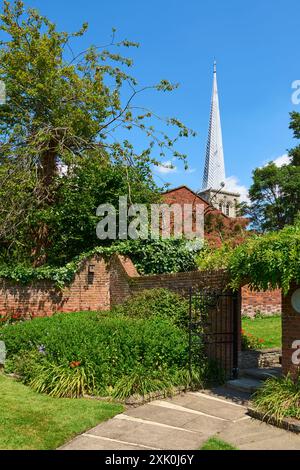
<box><xmin>198</xmin><ymin>223</ymin><xmax>300</xmax><ymax>293</ymax></box>
<box><xmin>0</xmin><ymin>238</ymin><xmax>201</xmax><ymax>287</ymax></box>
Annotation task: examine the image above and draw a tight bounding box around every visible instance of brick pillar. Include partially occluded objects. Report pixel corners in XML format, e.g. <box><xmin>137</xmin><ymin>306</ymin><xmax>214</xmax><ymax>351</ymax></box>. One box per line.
<box><xmin>282</xmin><ymin>284</ymin><xmax>300</xmax><ymax>378</ymax></box>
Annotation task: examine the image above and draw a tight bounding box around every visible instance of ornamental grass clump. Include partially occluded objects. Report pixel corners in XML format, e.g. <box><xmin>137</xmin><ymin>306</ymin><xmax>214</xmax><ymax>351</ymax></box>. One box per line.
<box><xmin>253</xmin><ymin>374</ymin><xmax>300</xmax><ymax>422</ymax></box>
<box><xmin>29</xmin><ymin>361</ymin><xmax>96</xmax><ymax>398</ymax></box>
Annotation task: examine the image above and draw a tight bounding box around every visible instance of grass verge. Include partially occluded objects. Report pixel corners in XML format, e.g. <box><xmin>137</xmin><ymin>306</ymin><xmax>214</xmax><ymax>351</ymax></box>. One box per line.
<box><xmin>242</xmin><ymin>315</ymin><xmax>281</xmax><ymax>349</ymax></box>
<box><xmin>201</xmin><ymin>437</ymin><xmax>237</xmax><ymax>450</ymax></box>
<box><xmin>0</xmin><ymin>373</ymin><xmax>123</xmax><ymax>450</ymax></box>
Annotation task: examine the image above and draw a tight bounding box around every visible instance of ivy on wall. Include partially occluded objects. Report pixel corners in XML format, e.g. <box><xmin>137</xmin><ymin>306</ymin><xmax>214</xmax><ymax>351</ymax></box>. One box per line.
<box><xmin>0</xmin><ymin>238</ymin><xmax>201</xmax><ymax>288</ymax></box>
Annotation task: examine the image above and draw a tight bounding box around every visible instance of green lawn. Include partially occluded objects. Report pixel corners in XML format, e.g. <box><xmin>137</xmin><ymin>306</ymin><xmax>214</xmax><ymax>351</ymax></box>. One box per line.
<box><xmin>242</xmin><ymin>315</ymin><xmax>281</xmax><ymax>349</ymax></box>
<box><xmin>201</xmin><ymin>437</ymin><xmax>237</xmax><ymax>450</ymax></box>
<box><xmin>0</xmin><ymin>373</ymin><xmax>124</xmax><ymax>450</ymax></box>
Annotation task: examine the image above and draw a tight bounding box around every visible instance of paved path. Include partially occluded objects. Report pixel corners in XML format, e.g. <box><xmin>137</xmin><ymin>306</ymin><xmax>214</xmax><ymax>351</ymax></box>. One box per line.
<box><xmin>60</xmin><ymin>391</ymin><xmax>300</xmax><ymax>450</ymax></box>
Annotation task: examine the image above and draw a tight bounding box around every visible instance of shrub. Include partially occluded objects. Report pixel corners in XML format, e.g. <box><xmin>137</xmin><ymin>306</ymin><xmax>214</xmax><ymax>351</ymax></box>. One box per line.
<box><xmin>123</xmin><ymin>238</ymin><xmax>200</xmax><ymax>275</ymax></box>
<box><xmin>253</xmin><ymin>374</ymin><xmax>300</xmax><ymax>422</ymax></box>
<box><xmin>0</xmin><ymin>311</ymin><xmax>190</xmax><ymax>397</ymax></box>
<box><xmin>112</xmin><ymin>288</ymin><xmax>189</xmax><ymax>328</ymax></box>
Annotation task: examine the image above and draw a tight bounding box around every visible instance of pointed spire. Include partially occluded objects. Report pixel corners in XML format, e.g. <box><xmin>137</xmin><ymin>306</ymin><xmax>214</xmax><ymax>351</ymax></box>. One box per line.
<box><xmin>202</xmin><ymin>61</ymin><xmax>226</xmax><ymax>190</ymax></box>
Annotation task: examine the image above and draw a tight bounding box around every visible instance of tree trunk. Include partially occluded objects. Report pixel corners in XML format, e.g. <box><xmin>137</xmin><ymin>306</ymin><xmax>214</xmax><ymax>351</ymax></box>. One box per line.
<box><xmin>31</xmin><ymin>143</ymin><xmax>57</xmax><ymax>266</ymax></box>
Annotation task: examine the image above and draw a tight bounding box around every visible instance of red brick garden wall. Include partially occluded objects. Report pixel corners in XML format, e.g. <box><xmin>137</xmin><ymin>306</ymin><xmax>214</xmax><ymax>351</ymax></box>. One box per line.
<box><xmin>130</xmin><ymin>269</ymin><xmax>230</xmax><ymax>295</ymax></box>
<box><xmin>0</xmin><ymin>256</ymin><xmax>111</xmax><ymax>317</ymax></box>
<box><xmin>241</xmin><ymin>286</ymin><xmax>281</xmax><ymax>317</ymax></box>
<box><xmin>0</xmin><ymin>254</ymin><xmax>281</xmax><ymax>320</ymax></box>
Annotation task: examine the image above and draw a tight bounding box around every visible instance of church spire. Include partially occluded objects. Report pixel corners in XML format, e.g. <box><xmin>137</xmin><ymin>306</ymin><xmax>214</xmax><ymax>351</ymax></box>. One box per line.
<box><xmin>202</xmin><ymin>61</ymin><xmax>226</xmax><ymax>190</ymax></box>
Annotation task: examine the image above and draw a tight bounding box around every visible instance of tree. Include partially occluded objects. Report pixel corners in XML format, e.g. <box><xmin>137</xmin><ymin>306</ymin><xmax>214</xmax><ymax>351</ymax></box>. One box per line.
<box><xmin>34</xmin><ymin>157</ymin><xmax>161</xmax><ymax>266</ymax></box>
<box><xmin>0</xmin><ymin>1</ymin><xmax>194</xmax><ymax>264</ymax></box>
<box><xmin>246</xmin><ymin>112</ymin><xmax>300</xmax><ymax>231</ymax></box>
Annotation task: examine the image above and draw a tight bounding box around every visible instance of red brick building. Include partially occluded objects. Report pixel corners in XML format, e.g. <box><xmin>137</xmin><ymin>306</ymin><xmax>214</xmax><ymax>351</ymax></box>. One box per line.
<box><xmin>162</xmin><ymin>185</ymin><xmax>248</xmax><ymax>247</ymax></box>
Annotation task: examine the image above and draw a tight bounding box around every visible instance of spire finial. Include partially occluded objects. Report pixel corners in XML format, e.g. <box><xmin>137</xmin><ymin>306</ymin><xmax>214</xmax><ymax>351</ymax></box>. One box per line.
<box><xmin>213</xmin><ymin>60</ymin><xmax>217</xmax><ymax>74</ymax></box>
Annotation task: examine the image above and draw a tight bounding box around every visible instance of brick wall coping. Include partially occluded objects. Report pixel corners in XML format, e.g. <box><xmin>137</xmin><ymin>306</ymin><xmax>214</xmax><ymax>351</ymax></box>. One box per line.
<box><xmin>128</xmin><ymin>268</ymin><xmax>229</xmax><ymax>282</ymax></box>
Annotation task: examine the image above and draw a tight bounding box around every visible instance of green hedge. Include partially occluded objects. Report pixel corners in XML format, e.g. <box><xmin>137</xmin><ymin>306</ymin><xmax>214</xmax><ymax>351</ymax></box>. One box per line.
<box><xmin>1</xmin><ymin>310</ymin><xmax>189</xmax><ymax>396</ymax></box>
<box><xmin>112</xmin><ymin>288</ymin><xmax>189</xmax><ymax>327</ymax></box>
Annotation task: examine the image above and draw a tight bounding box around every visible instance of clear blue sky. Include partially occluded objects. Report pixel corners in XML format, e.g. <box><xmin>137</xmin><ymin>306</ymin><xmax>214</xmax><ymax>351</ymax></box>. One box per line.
<box><xmin>22</xmin><ymin>0</ymin><xmax>300</xmax><ymax>197</ymax></box>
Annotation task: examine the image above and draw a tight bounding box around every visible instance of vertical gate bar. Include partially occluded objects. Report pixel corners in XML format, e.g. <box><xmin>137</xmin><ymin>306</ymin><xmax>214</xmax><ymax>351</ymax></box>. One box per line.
<box><xmin>230</xmin><ymin>295</ymin><xmax>233</xmax><ymax>378</ymax></box>
<box><xmin>223</xmin><ymin>294</ymin><xmax>226</xmax><ymax>375</ymax></box>
<box><xmin>223</xmin><ymin>295</ymin><xmax>228</xmax><ymax>373</ymax></box>
<box><xmin>227</xmin><ymin>294</ymin><xmax>230</xmax><ymax>376</ymax></box>
<box><xmin>232</xmin><ymin>292</ymin><xmax>239</xmax><ymax>379</ymax></box>
<box><xmin>217</xmin><ymin>293</ymin><xmax>220</xmax><ymax>371</ymax></box>
<box><xmin>188</xmin><ymin>287</ymin><xmax>192</xmax><ymax>376</ymax></box>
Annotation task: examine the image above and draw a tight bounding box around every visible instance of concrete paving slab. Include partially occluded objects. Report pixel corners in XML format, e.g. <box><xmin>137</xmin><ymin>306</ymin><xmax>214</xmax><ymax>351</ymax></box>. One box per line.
<box><xmin>217</xmin><ymin>418</ymin><xmax>295</xmax><ymax>447</ymax></box>
<box><xmin>60</xmin><ymin>434</ymin><xmax>150</xmax><ymax>450</ymax></box>
<box><xmin>239</xmin><ymin>434</ymin><xmax>300</xmax><ymax>450</ymax></box>
<box><xmin>168</xmin><ymin>393</ymin><xmax>246</xmax><ymax>420</ymax></box>
<box><xmin>124</xmin><ymin>403</ymin><xmax>227</xmax><ymax>434</ymax></box>
<box><xmin>226</xmin><ymin>378</ymin><xmax>263</xmax><ymax>393</ymax></box>
<box><xmin>85</xmin><ymin>416</ymin><xmax>207</xmax><ymax>450</ymax></box>
<box><xmin>60</xmin><ymin>390</ymin><xmax>300</xmax><ymax>450</ymax></box>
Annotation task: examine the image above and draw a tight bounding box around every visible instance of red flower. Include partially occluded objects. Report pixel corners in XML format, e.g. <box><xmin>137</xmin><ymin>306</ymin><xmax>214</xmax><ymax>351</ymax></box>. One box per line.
<box><xmin>69</xmin><ymin>361</ymin><xmax>81</xmax><ymax>368</ymax></box>
<box><xmin>259</xmin><ymin>338</ymin><xmax>264</xmax><ymax>343</ymax></box>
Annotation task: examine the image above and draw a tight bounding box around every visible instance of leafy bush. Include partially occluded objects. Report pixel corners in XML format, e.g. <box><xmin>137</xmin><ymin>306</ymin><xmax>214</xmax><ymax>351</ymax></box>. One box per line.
<box><xmin>112</xmin><ymin>288</ymin><xmax>189</xmax><ymax>328</ymax></box>
<box><xmin>1</xmin><ymin>288</ymin><xmax>224</xmax><ymax>398</ymax></box>
<box><xmin>253</xmin><ymin>374</ymin><xmax>300</xmax><ymax>422</ymax></box>
<box><xmin>0</xmin><ymin>311</ymin><xmax>190</xmax><ymax>397</ymax></box>
<box><xmin>122</xmin><ymin>238</ymin><xmax>200</xmax><ymax>275</ymax></box>
<box><xmin>197</xmin><ymin>222</ymin><xmax>300</xmax><ymax>293</ymax></box>
<box><xmin>228</xmin><ymin>223</ymin><xmax>300</xmax><ymax>293</ymax></box>
<box><xmin>241</xmin><ymin>329</ymin><xmax>265</xmax><ymax>350</ymax></box>
<box><xmin>196</xmin><ymin>242</ymin><xmax>234</xmax><ymax>271</ymax></box>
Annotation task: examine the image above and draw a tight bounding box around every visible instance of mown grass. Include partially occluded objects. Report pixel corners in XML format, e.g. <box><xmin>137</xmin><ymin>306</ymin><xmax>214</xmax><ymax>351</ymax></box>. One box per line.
<box><xmin>201</xmin><ymin>437</ymin><xmax>237</xmax><ymax>450</ymax></box>
<box><xmin>242</xmin><ymin>315</ymin><xmax>281</xmax><ymax>349</ymax></box>
<box><xmin>0</xmin><ymin>373</ymin><xmax>123</xmax><ymax>450</ymax></box>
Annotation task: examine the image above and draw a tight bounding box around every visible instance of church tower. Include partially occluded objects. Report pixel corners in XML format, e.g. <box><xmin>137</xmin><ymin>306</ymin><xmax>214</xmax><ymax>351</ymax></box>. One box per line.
<box><xmin>199</xmin><ymin>62</ymin><xmax>240</xmax><ymax>218</ymax></box>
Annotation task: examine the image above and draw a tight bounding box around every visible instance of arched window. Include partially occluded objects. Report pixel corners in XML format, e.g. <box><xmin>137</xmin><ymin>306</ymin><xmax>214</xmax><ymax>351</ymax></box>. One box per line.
<box><xmin>219</xmin><ymin>202</ymin><xmax>223</xmax><ymax>212</ymax></box>
<box><xmin>226</xmin><ymin>202</ymin><xmax>230</xmax><ymax>216</ymax></box>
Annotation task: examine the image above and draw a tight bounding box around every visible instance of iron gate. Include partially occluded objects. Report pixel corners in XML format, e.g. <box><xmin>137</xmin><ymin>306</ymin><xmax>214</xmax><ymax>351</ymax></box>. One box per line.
<box><xmin>188</xmin><ymin>288</ymin><xmax>239</xmax><ymax>380</ymax></box>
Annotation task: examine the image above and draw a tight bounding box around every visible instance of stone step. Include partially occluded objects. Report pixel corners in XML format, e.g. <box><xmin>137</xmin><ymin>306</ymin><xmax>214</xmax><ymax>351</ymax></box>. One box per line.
<box><xmin>226</xmin><ymin>377</ymin><xmax>263</xmax><ymax>394</ymax></box>
<box><xmin>240</xmin><ymin>367</ymin><xmax>281</xmax><ymax>381</ymax></box>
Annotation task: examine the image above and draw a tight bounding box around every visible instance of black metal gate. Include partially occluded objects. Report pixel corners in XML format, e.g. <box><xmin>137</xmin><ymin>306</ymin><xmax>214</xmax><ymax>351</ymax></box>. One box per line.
<box><xmin>188</xmin><ymin>288</ymin><xmax>239</xmax><ymax>380</ymax></box>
